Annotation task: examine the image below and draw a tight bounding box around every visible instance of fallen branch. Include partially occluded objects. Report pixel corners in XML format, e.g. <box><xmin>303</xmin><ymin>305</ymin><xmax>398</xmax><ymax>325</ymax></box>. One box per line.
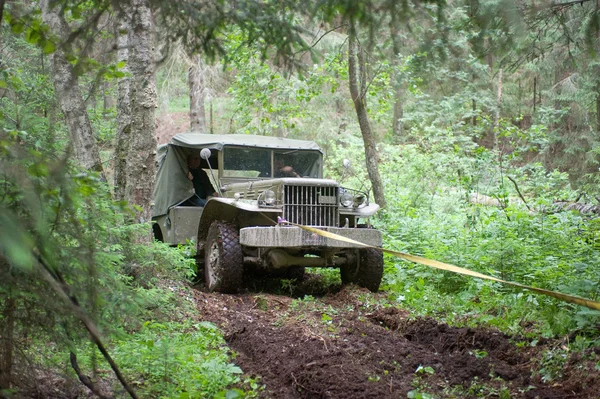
<box><xmin>36</xmin><ymin>255</ymin><xmax>139</xmax><ymax>399</ymax></box>
<box><xmin>506</xmin><ymin>176</ymin><xmax>531</xmax><ymax>211</ymax></box>
<box><xmin>70</xmin><ymin>352</ymin><xmax>114</xmax><ymax>399</ymax></box>
<box><xmin>550</xmin><ymin>201</ymin><xmax>600</xmax><ymax>215</ymax></box>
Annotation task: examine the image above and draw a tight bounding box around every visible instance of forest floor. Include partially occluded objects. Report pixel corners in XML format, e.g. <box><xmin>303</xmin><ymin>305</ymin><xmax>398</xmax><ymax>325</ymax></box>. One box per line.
<box><xmin>193</xmin><ymin>273</ymin><xmax>600</xmax><ymax>399</ymax></box>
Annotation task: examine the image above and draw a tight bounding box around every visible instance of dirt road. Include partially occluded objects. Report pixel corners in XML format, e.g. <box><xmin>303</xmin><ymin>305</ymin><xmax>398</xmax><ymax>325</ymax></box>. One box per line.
<box><xmin>192</xmin><ymin>276</ymin><xmax>600</xmax><ymax>399</ymax></box>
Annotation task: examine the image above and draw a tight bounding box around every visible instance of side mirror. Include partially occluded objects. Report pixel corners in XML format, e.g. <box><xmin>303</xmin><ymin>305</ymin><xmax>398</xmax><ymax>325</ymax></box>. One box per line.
<box><xmin>340</xmin><ymin>159</ymin><xmax>351</xmax><ymax>183</ymax></box>
<box><xmin>200</xmin><ymin>148</ymin><xmax>211</xmax><ymax>160</ymax></box>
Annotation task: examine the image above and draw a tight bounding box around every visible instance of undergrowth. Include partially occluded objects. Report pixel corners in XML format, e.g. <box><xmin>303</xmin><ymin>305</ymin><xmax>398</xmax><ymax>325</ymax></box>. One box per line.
<box><xmin>0</xmin><ymin>131</ymin><xmax>249</xmax><ymax>398</ymax></box>
<box><xmin>327</xmin><ymin>132</ymin><xmax>600</xmax><ymax>344</ymax></box>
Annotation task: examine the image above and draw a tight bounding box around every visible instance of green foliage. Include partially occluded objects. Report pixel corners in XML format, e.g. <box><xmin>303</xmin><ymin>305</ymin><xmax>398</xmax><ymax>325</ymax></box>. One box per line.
<box><xmin>224</xmin><ymin>29</ymin><xmax>327</xmax><ymax>137</ymax></box>
<box><xmin>0</xmin><ymin>32</ymin><xmax>55</xmax><ymax>143</ymax></box>
<box><xmin>0</xmin><ymin>130</ymin><xmax>237</xmax><ymax>396</ymax></box>
<box><xmin>327</xmin><ymin>132</ymin><xmax>600</xmax><ymax>340</ymax></box>
<box><xmin>107</xmin><ymin>321</ymin><xmax>243</xmax><ymax>398</ymax></box>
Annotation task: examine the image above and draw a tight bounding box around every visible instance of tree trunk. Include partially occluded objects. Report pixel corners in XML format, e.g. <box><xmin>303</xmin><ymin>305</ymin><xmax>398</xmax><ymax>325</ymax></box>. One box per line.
<box><xmin>0</xmin><ymin>292</ymin><xmax>15</xmax><ymax>391</ymax></box>
<box><xmin>348</xmin><ymin>28</ymin><xmax>386</xmax><ymax>209</ymax></box>
<box><xmin>596</xmin><ymin>81</ymin><xmax>600</xmax><ymax>131</ymax></box>
<box><xmin>389</xmin><ymin>16</ymin><xmax>404</xmax><ymax>141</ymax></box>
<box><xmin>533</xmin><ymin>75</ymin><xmax>537</xmax><ymax>113</ymax></box>
<box><xmin>392</xmin><ymin>86</ymin><xmax>404</xmax><ymax>139</ymax></box>
<box><xmin>40</xmin><ymin>0</ymin><xmax>105</xmax><ymax>178</ymax></box>
<box><xmin>596</xmin><ymin>0</ymin><xmax>600</xmax><ymax>130</ymax></box>
<box><xmin>210</xmin><ymin>100</ymin><xmax>214</xmax><ymax>134</ymax></box>
<box><xmin>189</xmin><ymin>55</ymin><xmax>207</xmax><ymax>132</ymax></box>
<box><xmin>125</xmin><ymin>0</ymin><xmax>157</xmax><ymax>225</ymax></box>
<box><xmin>494</xmin><ymin>68</ymin><xmax>502</xmax><ymax>149</ymax></box>
<box><xmin>114</xmin><ymin>7</ymin><xmax>132</xmax><ymax>202</ymax></box>
<box><xmin>0</xmin><ymin>255</ymin><xmax>15</xmax><ymax>391</ymax></box>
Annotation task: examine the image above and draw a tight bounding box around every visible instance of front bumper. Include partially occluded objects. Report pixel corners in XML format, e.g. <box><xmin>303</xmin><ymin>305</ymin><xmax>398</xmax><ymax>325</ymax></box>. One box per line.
<box><xmin>239</xmin><ymin>226</ymin><xmax>382</xmax><ymax>248</ymax></box>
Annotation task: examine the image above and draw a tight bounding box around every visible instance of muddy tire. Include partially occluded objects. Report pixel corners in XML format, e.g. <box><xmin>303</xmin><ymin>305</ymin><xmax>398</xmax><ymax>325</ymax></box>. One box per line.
<box><xmin>204</xmin><ymin>221</ymin><xmax>243</xmax><ymax>293</ymax></box>
<box><xmin>340</xmin><ymin>248</ymin><xmax>383</xmax><ymax>292</ymax></box>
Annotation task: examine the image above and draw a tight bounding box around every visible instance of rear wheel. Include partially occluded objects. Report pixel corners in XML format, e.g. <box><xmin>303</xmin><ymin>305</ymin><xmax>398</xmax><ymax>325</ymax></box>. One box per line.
<box><xmin>204</xmin><ymin>221</ymin><xmax>243</xmax><ymax>293</ymax></box>
<box><xmin>340</xmin><ymin>248</ymin><xmax>383</xmax><ymax>292</ymax></box>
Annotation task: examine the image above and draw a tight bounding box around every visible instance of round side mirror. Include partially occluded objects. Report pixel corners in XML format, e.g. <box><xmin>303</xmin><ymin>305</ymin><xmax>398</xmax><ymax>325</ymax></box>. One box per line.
<box><xmin>200</xmin><ymin>148</ymin><xmax>212</xmax><ymax>160</ymax></box>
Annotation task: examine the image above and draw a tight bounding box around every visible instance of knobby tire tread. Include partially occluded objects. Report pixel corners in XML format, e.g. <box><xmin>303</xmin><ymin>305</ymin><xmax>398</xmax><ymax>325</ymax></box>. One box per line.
<box><xmin>205</xmin><ymin>221</ymin><xmax>243</xmax><ymax>293</ymax></box>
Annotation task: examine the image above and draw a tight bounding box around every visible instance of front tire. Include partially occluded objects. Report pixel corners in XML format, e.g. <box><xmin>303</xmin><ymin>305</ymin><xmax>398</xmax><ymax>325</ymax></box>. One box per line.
<box><xmin>340</xmin><ymin>248</ymin><xmax>383</xmax><ymax>292</ymax></box>
<box><xmin>204</xmin><ymin>221</ymin><xmax>243</xmax><ymax>293</ymax></box>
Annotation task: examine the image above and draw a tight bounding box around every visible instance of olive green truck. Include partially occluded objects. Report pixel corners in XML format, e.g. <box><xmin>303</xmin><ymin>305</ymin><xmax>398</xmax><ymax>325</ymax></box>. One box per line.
<box><xmin>152</xmin><ymin>133</ymin><xmax>383</xmax><ymax>293</ymax></box>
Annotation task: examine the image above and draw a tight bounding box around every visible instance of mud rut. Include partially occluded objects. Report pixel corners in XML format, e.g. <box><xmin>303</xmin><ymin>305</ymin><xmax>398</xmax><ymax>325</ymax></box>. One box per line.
<box><xmin>193</xmin><ymin>277</ymin><xmax>600</xmax><ymax>399</ymax></box>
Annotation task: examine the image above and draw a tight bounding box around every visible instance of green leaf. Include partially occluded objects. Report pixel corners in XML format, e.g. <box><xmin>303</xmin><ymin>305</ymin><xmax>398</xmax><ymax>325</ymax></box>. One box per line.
<box><xmin>11</xmin><ymin>22</ymin><xmax>24</xmax><ymax>34</ymax></box>
<box><xmin>42</xmin><ymin>40</ymin><xmax>56</xmax><ymax>55</ymax></box>
<box><xmin>27</xmin><ymin>163</ymin><xmax>49</xmax><ymax>177</ymax></box>
<box><xmin>225</xmin><ymin>389</ymin><xmax>244</xmax><ymax>399</ymax></box>
<box><xmin>25</xmin><ymin>29</ymin><xmax>41</xmax><ymax>44</ymax></box>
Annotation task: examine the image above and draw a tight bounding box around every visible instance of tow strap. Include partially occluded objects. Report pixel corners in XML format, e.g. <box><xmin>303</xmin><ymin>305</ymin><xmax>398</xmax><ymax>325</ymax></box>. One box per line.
<box><xmin>282</xmin><ymin>221</ymin><xmax>600</xmax><ymax>311</ymax></box>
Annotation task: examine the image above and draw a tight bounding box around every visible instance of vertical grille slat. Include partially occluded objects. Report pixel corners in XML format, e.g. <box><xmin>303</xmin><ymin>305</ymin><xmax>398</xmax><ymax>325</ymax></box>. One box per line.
<box><xmin>282</xmin><ymin>185</ymin><xmax>338</xmax><ymax>227</ymax></box>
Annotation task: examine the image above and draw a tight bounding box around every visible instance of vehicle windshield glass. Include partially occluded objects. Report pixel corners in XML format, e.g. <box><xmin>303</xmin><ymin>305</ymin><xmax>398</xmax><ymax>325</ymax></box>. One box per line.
<box><xmin>273</xmin><ymin>150</ymin><xmax>321</xmax><ymax>178</ymax></box>
<box><xmin>223</xmin><ymin>147</ymin><xmax>270</xmax><ymax>178</ymax></box>
<box><xmin>222</xmin><ymin>147</ymin><xmax>322</xmax><ymax>178</ymax></box>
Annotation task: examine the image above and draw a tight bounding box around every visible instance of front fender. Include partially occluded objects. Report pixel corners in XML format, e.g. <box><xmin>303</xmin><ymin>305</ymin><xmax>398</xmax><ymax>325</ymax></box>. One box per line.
<box><xmin>339</xmin><ymin>203</ymin><xmax>380</xmax><ymax>218</ymax></box>
<box><xmin>198</xmin><ymin>197</ymin><xmax>281</xmax><ymax>241</ymax></box>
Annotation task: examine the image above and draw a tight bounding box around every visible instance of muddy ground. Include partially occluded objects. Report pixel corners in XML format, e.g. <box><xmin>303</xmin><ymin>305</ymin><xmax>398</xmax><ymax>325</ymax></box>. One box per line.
<box><xmin>194</xmin><ymin>275</ymin><xmax>600</xmax><ymax>399</ymax></box>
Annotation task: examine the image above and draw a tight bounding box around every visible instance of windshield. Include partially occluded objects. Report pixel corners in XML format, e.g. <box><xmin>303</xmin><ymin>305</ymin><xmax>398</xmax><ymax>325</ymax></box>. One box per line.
<box><xmin>222</xmin><ymin>146</ymin><xmax>322</xmax><ymax>179</ymax></box>
<box><xmin>273</xmin><ymin>150</ymin><xmax>321</xmax><ymax>178</ymax></box>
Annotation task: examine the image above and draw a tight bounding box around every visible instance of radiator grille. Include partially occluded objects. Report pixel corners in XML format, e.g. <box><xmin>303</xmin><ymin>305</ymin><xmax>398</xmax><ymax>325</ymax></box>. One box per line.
<box><xmin>283</xmin><ymin>185</ymin><xmax>339</xmax><ymax>227</ymax></box>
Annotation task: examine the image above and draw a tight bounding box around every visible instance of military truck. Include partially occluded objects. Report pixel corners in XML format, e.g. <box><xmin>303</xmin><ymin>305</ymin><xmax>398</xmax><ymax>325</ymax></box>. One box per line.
<box><xmin>152</xmin><ymin>133</ymin><xmax>383</xmax><ymax>293</ymax></box>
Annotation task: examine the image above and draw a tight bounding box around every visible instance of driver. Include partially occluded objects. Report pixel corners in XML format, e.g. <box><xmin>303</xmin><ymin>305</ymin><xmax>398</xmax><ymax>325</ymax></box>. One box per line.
<box><xmin>187</xmin><ymin>154</ymin><xmax>218</xmax><ymax>206</ymax></box>
<box><xmin>274</xmin><ymin>158</ymin><xmax>300</xmax><ymax>178</ymax></box>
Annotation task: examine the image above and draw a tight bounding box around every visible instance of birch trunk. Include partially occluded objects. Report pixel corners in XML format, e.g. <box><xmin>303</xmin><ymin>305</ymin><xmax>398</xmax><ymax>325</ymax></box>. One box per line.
<box><xmin>348</xmin><ymin>28</ymin><xmax>386</xmax><ymax>209</ymax></box>
<box><xmin>40</xmin><ymin>0</ymin><xmax>105</xmax><ymax>178</ymax></box>
<box><xmin>189</xmin><ymin>55</ymin><xmax>207</xmax><ymax>132</ymax></box>
<box><xmin>125</xmin><ymin>0</ymin><xmax>157</xmax><ymax>225</ymax></box>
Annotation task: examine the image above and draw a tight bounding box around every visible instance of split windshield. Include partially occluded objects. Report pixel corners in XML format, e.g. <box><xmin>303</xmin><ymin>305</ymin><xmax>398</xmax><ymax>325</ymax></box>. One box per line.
<box><xmin>222</xmin><ymin>147</ymin><xmax>322</xmax><ymax>179</ymax></box>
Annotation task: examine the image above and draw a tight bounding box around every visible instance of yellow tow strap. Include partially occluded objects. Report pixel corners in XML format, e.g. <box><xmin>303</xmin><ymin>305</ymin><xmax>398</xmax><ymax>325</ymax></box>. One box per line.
<box><xmin>287</xmin><ymin>222</ymin><xmax>600</xmax><ymax>311</ymax></box>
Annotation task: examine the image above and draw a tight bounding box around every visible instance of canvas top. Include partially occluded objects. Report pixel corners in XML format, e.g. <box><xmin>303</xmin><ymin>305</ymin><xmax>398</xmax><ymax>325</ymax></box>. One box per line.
<box><xmin>167</xmin><ymin>132</ymin><xmax>322</xmax><ymax>152</ymax></box>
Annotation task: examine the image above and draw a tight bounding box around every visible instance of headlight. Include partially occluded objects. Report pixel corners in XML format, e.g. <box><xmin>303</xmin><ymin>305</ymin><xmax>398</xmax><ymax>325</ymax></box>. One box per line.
<box><xmin>340</xmin><ymin>192</ymin><xmax>353</xmax><ymax>207</ymax></box>
<box><xmin>262</xmin><ymin>189</ymin><xmax>276</xmax><ymax>205</ymax></box>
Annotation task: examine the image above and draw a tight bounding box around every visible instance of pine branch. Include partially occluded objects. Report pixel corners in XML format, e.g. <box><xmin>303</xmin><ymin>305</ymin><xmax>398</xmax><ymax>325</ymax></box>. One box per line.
<box><xmin>551</xmin><ymin>0</ymin><xmax>595</xmax><ymax>9</ymax></box>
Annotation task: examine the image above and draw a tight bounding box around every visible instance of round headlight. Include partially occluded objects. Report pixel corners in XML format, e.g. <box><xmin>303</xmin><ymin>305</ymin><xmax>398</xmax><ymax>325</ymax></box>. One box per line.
<box><xmin>340</xmin><ymin>192</ymin><xmax>353</xmax><ymax>207</ymax></box>
<box><xmin>263</xmin><ymin>189</ymin><xmax>276</xmax><ymax>205</ymax></box>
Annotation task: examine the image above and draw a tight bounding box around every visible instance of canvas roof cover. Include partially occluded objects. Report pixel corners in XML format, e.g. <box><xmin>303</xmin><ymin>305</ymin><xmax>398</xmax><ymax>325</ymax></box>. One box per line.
<box><xmin>152</xmin><ymin>133</ymin><xmax>323</xmax><ymax>217</ymax></box>
<box><xmin>168</xmin><ymin>132</ymin><xmax>323</xmax><ymax>152</ymax></box>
